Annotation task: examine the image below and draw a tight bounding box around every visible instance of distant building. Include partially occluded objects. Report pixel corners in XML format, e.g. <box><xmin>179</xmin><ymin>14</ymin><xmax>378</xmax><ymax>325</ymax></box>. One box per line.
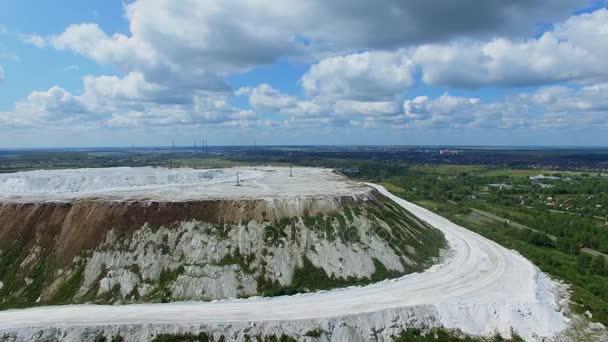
<box><xmin>530</xmin><ymin>175</ymin><xmax>560</xmax><ymax>181</ymax></box>
<box><xmin>488</xmin><ymin>183</ymin><xmax>513</xmax><ymax>190</ymax></box>
<box><xmin>439</xmin><ymin>149</ymin><xmax>459</xmax><ymax>155</ymax></box>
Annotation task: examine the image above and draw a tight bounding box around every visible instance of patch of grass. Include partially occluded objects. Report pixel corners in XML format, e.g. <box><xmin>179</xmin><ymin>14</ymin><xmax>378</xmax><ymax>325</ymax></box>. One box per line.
<box><xmin>394</xmin><ymin>328</ymin><xmax>524</xmax><ymax>342</ymax></box>
<box><xmin>151</xmin><ymin>332</ymin><xmax>211</xmax><ymax>342</ymax></box>
<box><xmin>51</xmin><ymin>263</ymin><xmax>85</xmax><ymax>304</ymax></box>
<box><xmin>111</xmin><ymin>335</ymin><xmax>125</xmax><ymax>342</ymax></box>
<box><xmin>216</xmin><ymin>249</ymin><xmax>256</xmax><ymax>274</ymax></box>
<box><xmin>0</xmin><ymin>240</ymin><xmax>29</xmax><ymax>308</ymax></box>
<box><xmin>263</xmin><ymin>224</ymin><xmax>288</xmax><ymax>245</ymax></box>
<box><xmin>342</xmin><ymin>206</ymin><xmax>354</xmax><ymax>222</ymax></box>
<box><xmin>147</xmin><ymin>265</ymin><xmax>185</xmax><ymax>303</ymax></box>
<box><xmin>21</xmin><ymin>256</ymin><xmax>55</xmax><ymax>305</ymax></box>
<box><xmin>258</xmin><ymin>256</ymin><xmax>406</xmax><ymax>297</ymax></box>
<box><xmin>303</xmin><ymin>329</ymin><xmax>324</xmax><ymax>338</ymax></box>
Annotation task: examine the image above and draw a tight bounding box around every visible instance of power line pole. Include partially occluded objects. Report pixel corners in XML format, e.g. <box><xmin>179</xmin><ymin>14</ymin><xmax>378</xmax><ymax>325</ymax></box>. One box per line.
<box><xmin>236</xmin><ymin>171</ymin><xmax>241</xmax><ymax>186</ymax></box>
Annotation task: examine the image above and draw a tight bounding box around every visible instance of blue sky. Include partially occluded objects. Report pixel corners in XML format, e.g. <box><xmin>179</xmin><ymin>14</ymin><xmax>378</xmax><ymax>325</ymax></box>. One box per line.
<box><xmin>0</xmin><ymin>0</ymin><xmax>607</xmax><ymax>147</ymax></box>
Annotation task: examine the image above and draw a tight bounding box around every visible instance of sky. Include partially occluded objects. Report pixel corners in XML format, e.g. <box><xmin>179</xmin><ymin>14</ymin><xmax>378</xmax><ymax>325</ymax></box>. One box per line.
<box><xmin>0</xmin><ymin>0</ymin><xmax>608</xmax><ymax>148</ymax></box>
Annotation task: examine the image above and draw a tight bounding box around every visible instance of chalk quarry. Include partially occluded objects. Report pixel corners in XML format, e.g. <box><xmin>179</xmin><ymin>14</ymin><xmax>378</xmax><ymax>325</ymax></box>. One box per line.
<box><xmin>0</xmin><ymin>166</ymin><xmax>583</xmax><ymax>341</ymax></box>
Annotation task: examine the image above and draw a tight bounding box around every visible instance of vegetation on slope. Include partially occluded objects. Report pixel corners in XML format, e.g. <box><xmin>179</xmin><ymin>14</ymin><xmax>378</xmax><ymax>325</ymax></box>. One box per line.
<box><xmin>0</xmin><ymin>193</ymin><xmax>446</xmax><ymax>310</ymax></box>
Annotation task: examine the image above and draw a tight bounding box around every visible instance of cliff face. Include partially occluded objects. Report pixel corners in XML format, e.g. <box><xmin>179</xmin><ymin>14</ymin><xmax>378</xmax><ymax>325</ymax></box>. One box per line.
<box><xmin>0</xmin><ymin>195</ymin><xmax>359</xmax><ymax>266</ymax></box>
<box><xmin>0</xmin><ymin>190</ymin><xmax>446</xmax><ymax>308</ymax></box>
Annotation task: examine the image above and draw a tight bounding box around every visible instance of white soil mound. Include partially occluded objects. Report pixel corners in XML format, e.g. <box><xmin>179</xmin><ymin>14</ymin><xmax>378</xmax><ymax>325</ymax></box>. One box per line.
<box><xmin>0</xmin><ymin>182</ymin><xmax>571</xmax><ymax>341</ymax></box>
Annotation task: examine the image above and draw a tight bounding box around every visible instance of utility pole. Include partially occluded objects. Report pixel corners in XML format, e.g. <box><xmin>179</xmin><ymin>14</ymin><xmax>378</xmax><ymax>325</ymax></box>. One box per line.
<box><xmin>290</xmin><ymin>164</ymin><xmax>293</xmax><ymax>177</ymax></box>
<box><xmin>195</xmin><ymin>140</ymin><xmax>197</xmax><ymax>152</ymax></box>
<box><xmin>170</xmin><ymin>139</ymin><xmax>175</xmax><ymax>170</ymax></box>
<box><xmin>236</xmin><ymin>171</ymin><xmax>241</xmax><ymax>186</ymax></box>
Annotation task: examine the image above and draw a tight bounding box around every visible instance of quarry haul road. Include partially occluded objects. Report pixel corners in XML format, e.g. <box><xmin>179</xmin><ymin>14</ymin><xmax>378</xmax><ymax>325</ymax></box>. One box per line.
<box><xmin>0</xmin><ymin>184</ymin><xmax>567</xmax><ymax>340</ymax></box>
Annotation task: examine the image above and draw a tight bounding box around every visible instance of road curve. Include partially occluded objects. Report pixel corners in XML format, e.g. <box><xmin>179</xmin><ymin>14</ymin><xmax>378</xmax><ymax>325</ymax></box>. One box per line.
<box><xmin>0</xmin><ymin>184</ymin><xmax>568</xmax><ymax>339</ymax></box>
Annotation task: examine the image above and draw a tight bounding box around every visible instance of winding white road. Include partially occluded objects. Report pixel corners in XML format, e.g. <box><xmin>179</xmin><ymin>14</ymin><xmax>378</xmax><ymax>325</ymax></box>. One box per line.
<box><xmin>0</xmin><ymin>184</ymin><xmax>568</xmax><ymax>340</ymax></box>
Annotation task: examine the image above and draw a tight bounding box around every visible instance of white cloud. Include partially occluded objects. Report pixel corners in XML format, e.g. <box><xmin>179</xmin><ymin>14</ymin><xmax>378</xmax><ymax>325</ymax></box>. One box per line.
<box><xmin>237</xmin><ymin>83</ymin><xmax>327</xmax><ymax>118</ymax></box>
<box><xmin>236</xmin><ymin>84</ymin><xmax>297</xmax><ymax>112</ymax></box>
<box><xmin>399</xmin><ymin>85</ymin><xmax>608</xmax><ymax>131</ymax></box>
<box><xmin>0</xmin><ymin>86</ymin><xmax>89</xmax><ymax>127</ymax></box>
<box><xmin>20</xmin><ymin>34</ymin><xmax>47</xmax><ymax>48</ymax></box>
<box><xmin>334</xmin><ymin>100</ymin><xmax>400</xmax><ymax>116</ymax></box>
<box><xmin>52</xmin><ymin>23</ymin><xmax>156</xmax><ymax>72</ymax></box>
<box><xmin>301</xmin><ymin>51</ymin><xmax>414</xmax><ymax>100</ymax></box>
<box><xmin>60</xmin><ymin>65</ymin><xmax>80</xmax><ymax>72</ymax></box>
<box><xmin>298</xmin><ymin>8</ymin><xmax>608</xmax><ymax>103</ymax></box>
<box><xmin>413</xmin><ymin>9</ymin><xmax>608</xmax><ymax>87</ymax></box>
<box><xmin>48</xmin><ymin>0</ymin><xmax>591</xmax><ymax>95</ymax></box>
<box><xmin>403</xmin><ymin>94</ymin><xmax>482</xmax><ymax>126</ymax></box>
<box><xmin>531</xmin><ymin>83</ymin><xmax>608</xmax><ymax>114</ymax></box>
<box><xmin>5</xmin><ymin>1</ymin><xmax>608</xmax><ymax>139</ymax></box>
<box><xmin>1</xmin><ymin>73</ymin><xmax>259</xmax><ymax>129</ymax></box>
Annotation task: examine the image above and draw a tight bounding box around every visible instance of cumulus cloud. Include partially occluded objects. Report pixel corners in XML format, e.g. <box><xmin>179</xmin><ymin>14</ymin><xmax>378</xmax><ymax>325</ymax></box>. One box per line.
<box><xmin>236</xmin><ymin>84</ymin><xmax>297</xmax><ymax>112</ymax></box>
<box><xmin>48</xmin><ymin>0</ymin><xmax>590</xmax><ymax>93</ymax></box>
<box><xmin>334</xmin><ymin>100</ymin><xmax>401</xmax><ymax>116</ymax></box>
<box><xmin>531</xmin><ymin>83</ymin><xmax>608</xmax><ymax>114</ymax></box>
<box><xmin>52</xmin><ymin>23</ymin><xmax>156</xmax><ymax>73</ymax></box>
<box><xmin>301</xmin><ymin>51</ymin><xmax>414</xmax><ymax>100</ymax></box>
<box><xmin>413</xmin><ymin>9</ymin><xmax>608</xmax><ymax>88</ymax></box>
<box><xmin>0</xmin><ymin>86</ymin><xmax>89</xmax><ymax>127</ymax></box>
<box><xmin>298</xmin><ymin>8</ymin><xmax>608</xmax><ymax>100</ymax></box>
<box><xmin>6</xmin><ymin>1</ymin><xmax>608</xmax><ymax>139</ymax></box>
<box><xmin>236</xmin><ymin>84</ymin><xmax>327</xmax><ymax>118</ymax></box>
<box><xmin>296</xmin><ymin>0</ymin><xmax>586</xmax><ymax>49</ymax></box>
<box><xmin>399</xmin><ymin>85</ymin><xmax>608</xmax><ymax>131</ymax></box>
<box><xmin>237</xmin><ymin>83</ymin><xmax>403</xmax><ymax>119</ymax></box>
<box><xmin>1</xmin><ymin>75</ymin><xmax>259</xmax><ymax>129</ymax></box>
<box><xmin>403</xmin><ymin>94</ymin><xmax>482</xmax><ymax>127</ymax></box>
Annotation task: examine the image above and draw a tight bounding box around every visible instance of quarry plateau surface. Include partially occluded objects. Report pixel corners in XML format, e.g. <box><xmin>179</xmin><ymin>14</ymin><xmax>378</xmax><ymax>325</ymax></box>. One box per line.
<box><xmin>0</xmin><ymin>166</ymin><xmax>368</xmax><ymax>202</ymax></box>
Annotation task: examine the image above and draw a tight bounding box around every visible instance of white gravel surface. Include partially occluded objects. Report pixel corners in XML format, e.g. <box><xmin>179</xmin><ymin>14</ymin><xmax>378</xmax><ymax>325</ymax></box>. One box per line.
<box><xmin>0</xmin><ymin>183</ymin><xmax>569</xmax><ymax>341</ymax></box>
<box><xmin>0</xmin><ymin>166</ymin><xmax>368</xmax><ymax>202</ymax></box>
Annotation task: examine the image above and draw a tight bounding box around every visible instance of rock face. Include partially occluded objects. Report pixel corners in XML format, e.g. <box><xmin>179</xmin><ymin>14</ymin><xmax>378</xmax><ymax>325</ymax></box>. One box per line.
<box><xmin>0</xmin><ymin>307</ymin><xmax>444</xmax><ymax>342</ymax></box>
<box><xmin>0</xmin><ymin>170</ymin><xmax>445</xmax><ymax>309</ymax></box>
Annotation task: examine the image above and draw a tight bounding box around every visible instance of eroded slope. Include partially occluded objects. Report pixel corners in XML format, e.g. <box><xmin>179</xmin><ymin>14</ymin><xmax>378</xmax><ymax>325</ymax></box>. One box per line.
<box><xmin>0</xmin><ymin>174</ymin><xmax>445</xmax><ymax>308</ymax></box>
